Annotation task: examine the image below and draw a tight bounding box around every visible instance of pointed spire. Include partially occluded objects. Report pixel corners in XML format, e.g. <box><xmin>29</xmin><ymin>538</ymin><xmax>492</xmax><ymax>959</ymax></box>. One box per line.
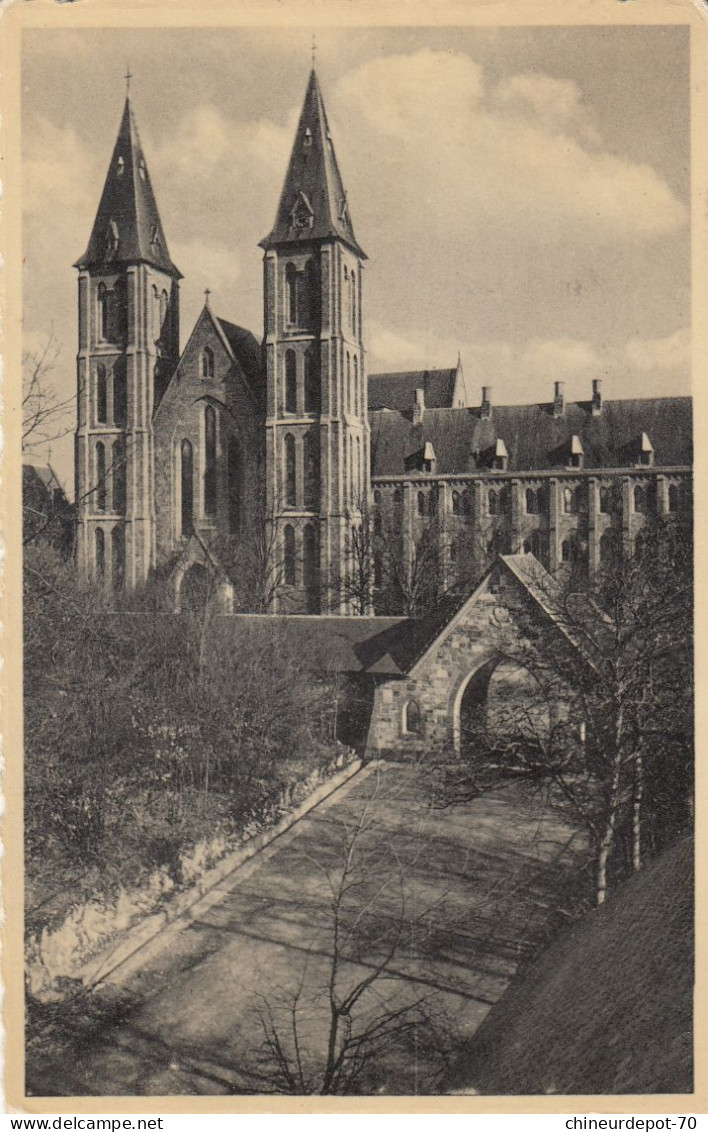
<box><xmin>75</xmin><ymin>92</ymin><xmax>181</xmax><ymax>277</ymax></box>
<box><xmin>260</xmin><ymin>69</ymin><xmax>366</xmax><ymax>258</ymax></box>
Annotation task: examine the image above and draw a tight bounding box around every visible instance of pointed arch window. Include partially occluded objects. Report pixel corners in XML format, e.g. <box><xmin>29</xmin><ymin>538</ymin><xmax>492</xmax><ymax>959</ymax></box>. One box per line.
<box><xmin>304</xmin><ymin>347</ymin><xmax>320</xmax><ymax>413</ymax></box>
<box><xmin>599</xmin><ymin>485</ymin><xmax>614</xmax><ymax>514</ymax></box>
<box><xmin>452</xmin><ymin>490</ymin><xmax>461</xmax><ymax>516</ymax></box>
<box><xmin>304</xmin><ymin>430</ymin><xmax>319</xmax><ymax>510</ymax></box>
<box><xmin>111</xmin><ymin>525</ymin><xmax>125</xmax><ymax>591</ymax></box>
<box><xmin>201</xmin><ymin>347</ymin><xmax>214</xmax><ymax>380</ymax></box>
<box><xmin>351</xmin><ymin>270</ymin><xmax>356</xmax><ymax>331</ymax></box>
<box><xmin>95</xmin><ymin>528</ymin><xmax>105</xmax><ymax>576</ymax></box>
<box><xmin>346</xmin><ymin>353</ymin><xmax>351</xmax><ymax>415</ymax></box>
<box><xmin>488</xmin><ymin>489</ymin><xmax>498</xmax><ymax>516</ymax></box>
<box><xmin>356</xmin><ymin>435</ymin><xmax>362</xmax><ymax>496</ymax></box>
<box><xmin>348</xmin><ymin>433</ymin><xmax>354</xmax><ymax>505</ymax></box>
<box><xmin>353</xmin><ymin>355</ymin><xmax>359</xmax><ymax>416</ymax></box>
<box><xmin>112</xmin><ymin>439</ymin><xmax>126</xmax><ymax>514</ymax></box>
<box><xmin>228</xmin><ymin>438</ymin><xmax>242</xmax><ymax>535</ymax></box>
<box><xmin>404</xmin><ymin>700</ymin><xmax>422</xmax><ymax>736</ymax></box>
<box><xmin>97</xmin><ymin>284</ymin><xmax>109</xmax><ymax>341</ymax></box>
<box><xmin>303</xmin><ymin>524</ymin><xmax>318</xmax><ymax>593</ymax></box>
<box><xmin>563</xmin><ymin>486</ymin><xmax>577</xmax><ymax>515</ymax></box>
<box><xmin>417</xmin><ymin>491</ymin><xmax>426</xmax><ymax>517</ymax></box>
<box><xmin>285</xmin><ymin>350</ymin><xmax>297</xmax><ymax>413</ymax></box>
<box><xmin>286</xmin><ymin>263</ymin><xmax>299</xmax><ymax>325</ymax></box>
<box><xmin>160</xmin><ymin>290</ymin><xmax>168</xmax><ymax>336</ymax></box>
<box><xmin>113</xmin><ymin>361</ymin><xmax>127</xmax><ymax>428</ymax></box>
<box><xmin>181</xmin><ymin>439</ymin><xmax>194</xmax><ymax>537</ymax></box>
<box><xmin>284</xmin><ymin>433</ymin><xmax>297</xmax><ymax>508</ymax></box>
<box><xmin>116</xmin><ymin>156</ymin><xmax>125</xmax><ymax>177</ymax></box>
<box><xmin>96</xmin><ymin>364</ymin><xmax>108</xmax><ymax>424</ymax></box>
<box><xmin>96</xmin><ymin>442</ymin><xmax>107</xmax><ymax>513</ymax></box>
<box><xmin>525</xmin><ymin>488</ymin><xmax>538</xmax><ymax>515</ymax></box>
<box><xmin>204</xmin><ymin>405</ymin><xmax>217</xmax><ymax>518</ymax></box>
<box><xmin>284</xmin><ymin>524</ymin><xmax>296</xmax><ymax>586</ymax></box>
<box><xmin>633</xmin><ymin>485</ymin><xmax>647</xmax><ymax>514</ymax></box>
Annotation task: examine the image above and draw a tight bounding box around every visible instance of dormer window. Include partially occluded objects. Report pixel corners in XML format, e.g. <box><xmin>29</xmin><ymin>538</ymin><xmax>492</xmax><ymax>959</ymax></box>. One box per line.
<box><xmin>138</xmin><ymin>158</ymin><xmax>147</xmax><ymax>182</ymax></box>
<box><xmin>569</xmin><ymin>435</ymin><xmax>584</xmax><ymax>469</ymax></box>
<box><xmin>105</xmin><ymin>220</ymin><xmax>119</xmax><ymax>257</ymax></box>
<box><xmin>422</xmin><ymin>442</ymin><xmax>437</xmax><ymax>474</ymax></box>
<box><xmin>290</xmin><ymin>191</ymin><xmax>314</xmax><ymax>232</ymax></box>
<box><xmin>116</xmin><ymin>156</ymin><xmax>125</xmax><ymax>177</ymax></box>
<box><xmin>638</xmin><ymin>432</ymin><xmax>654</xmax><ymax>467</ymax></box>
<box><xmin>150</xmin><ymin>224</ymin><xmax>161</xmax><ymax>249</ymax></box>
<box><xmin>303</xmin><ymin>127</ymin><xmax>312</xmax><ymax>149</ymax></box>
<box><xmin>493</xmin><ymin>438</ymin><xmax>509</xmax><ymax>471</ymax></box>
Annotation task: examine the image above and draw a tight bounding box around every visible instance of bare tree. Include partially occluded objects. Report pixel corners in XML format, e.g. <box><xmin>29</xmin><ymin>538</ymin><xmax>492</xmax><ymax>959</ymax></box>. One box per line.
<box><xmin>22</xmin><ymin>333</ymin><xmax>74</xmax><ymax>455</ymax></box>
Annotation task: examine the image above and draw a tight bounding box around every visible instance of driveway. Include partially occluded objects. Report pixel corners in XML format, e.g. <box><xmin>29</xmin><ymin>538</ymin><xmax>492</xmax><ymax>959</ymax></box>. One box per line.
<box><xmin>29</xmin><ymin>763</ymin><xmax>586</xmax><ymax>1096</ymax></box>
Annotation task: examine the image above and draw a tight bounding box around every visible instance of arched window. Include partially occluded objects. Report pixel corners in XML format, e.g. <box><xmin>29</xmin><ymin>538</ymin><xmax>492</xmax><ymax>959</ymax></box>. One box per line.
<box><xmin>600</xmin><ymin>531</ymin><xmax>618</xmax><ymax>565</ymax></box>
<box><xmin>348</xmin><ymin>433</ymin><xmax>354</xmax><ymax>503</ymax></box>
<box><xmin>283</xmin><ymin>524</ymin><xmax>296</xmax><ymax>586</ymax></box>
<box><xmin>111</xmin><ymin>525</ymin><xmax>125</xmax><ymax>591</ymax></box>
<box><xmin>346</xmin><ymin>353</ymin><xmax>351</xmax><ymax>415</ymax></box>
<box><xmin>304</xmin><ymin>430</ymin><xmax>319</xmax><ymax>510</ymax></box>
<box><xmin>353</xmin><ymin>355</ymin><xmax>359</xmax><ymax>416</ymax></box>
<box><xmin>160</xmin><ymin>290</ymin><xmax>168</xmax><ymax>335</ymax></box>
<box><xmin>181</xmin><ymin>439</ymin><xmax>194</xmax><ymax>537</ymax></box>
<box><xmin>284</xmin><ymin>433</ymin><xmax>297</xmax><ymax>507</ymax></box>
<box><xmin>356</xmin><ymin>435</ymin><xmax>362</xmax><ymax>494</ymax></box>
<box><xmin>304</xmin><ymin>347</ymin><xmax>320</xmax><ymax>413</ymax></box>
<box><xmin>95</xmin><ymin>528</ymin><xmax>105</xmax><ymax>576</ymax></box>
<box><xmin>96</xmin><ymin>364</ymin><xmax>108</xmax><ymax>424</ymax></box>
<box><xmin>417</xmin><ymin>491</ymin><xmax>426</xmax><ymax>517</ymax></box>
<box><xmin>404</xmin><ymin>700</ymin><xmax>422</xmax><ymax>735</ymax></box>
<box><xmin>303</xmin><ymin>524</ymin><xmax>317</xmax><ymax>592</ymax></box>
<box><xmin>204</xmin><ymin>405</ymin><xmax>217</xmax><ymax>517</ymax></box>
<box><xmin>452</xmin><ymin>491</ymin><xmax>461</xmax><ymax>516</ymax></box>
<box><xmin>488</xmin><ymin>489</ymin><xmax>498</xmax><ymax>516</ymax></box>
<box><xmin>114</xmin><ymin>277</ymin><xmax>127</xmax><ymax>341</ymax></box>
<box><xmin>96</xmin><ymin>443</ymin><xmax>107</xmax><ymax>513</ymax></box>
<box><xmin>351</xmin><ymin>270</ymin><xmax>356</xmax><ymax>330</ymax></box>
<box><xmin>668</xmin><ymin>483</ymin><xmax>680</xmax><ymax>513</ymax></box>
<box><xmin>97</xmin><ymin>283</ymin><xmax>109</xmax><ymax>341</ymax></box>
<box><xmin>112</xmin><ymin>439</ymin><xmax>126</xmax><ymax>514</ymax></box>
<box><xmin>152</xmin><ymin>285</ymin><xmax>160</xmax><ymax>340</ymax></box>
<box><xmin>286</xmin><ymin>263</ymin><xmax>298</xmax><ymax>325</ymax></box>
<box><xmin>285</xmin><ymin>350</ymin><xmax>297</xmax><ymax>413</ymax></box>
<box><xmin>228</xmin><ymin>438</ymin><xmax>242</xmax><ymax>535</ymax></box>
<box><xmin>525</xmin><ymin>488</ymin><xmax>538</xmax><ymax>515</ymax></box>
<box><xmin>201</xmin><ymin>347</ymin><xmax>214</xmax><ymax>380</ymax></box>
<box><xmin>563</xmin><ymin>487</ymin><xmax>576</xmax><ymax>514</ymax></box>
<box><xmin>634</xmin><ymin>485</ymin><xmax>646</xmax><ymax>514</ymax></box>
<box><xmin>113</xmin><ymin>361</ymin><xmax>127</xmax><ymax>428</ymax></box>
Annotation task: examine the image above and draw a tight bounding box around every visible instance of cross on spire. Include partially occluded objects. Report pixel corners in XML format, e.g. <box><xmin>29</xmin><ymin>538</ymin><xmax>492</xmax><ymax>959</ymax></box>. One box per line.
<box><xmin>125</xmin><ymin>64</ymin><xmax>133</xmax><ymax>94</ymax></box>
<box><xmin>311</xmin><ymin>34</ymin><xmax>317</xmax><ymax>67</ymax></box>
<box><xmin>204</xmin><ymin>288</ymin><xmax>211</xmax><ymax>306</ymax></box>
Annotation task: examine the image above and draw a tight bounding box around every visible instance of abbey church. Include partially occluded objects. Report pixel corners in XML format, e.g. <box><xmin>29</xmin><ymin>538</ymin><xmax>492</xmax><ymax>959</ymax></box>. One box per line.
<box><xmin>74</xmin><ymin>69</ymin><xmax>692</xmax><ymax>614</ymax></box>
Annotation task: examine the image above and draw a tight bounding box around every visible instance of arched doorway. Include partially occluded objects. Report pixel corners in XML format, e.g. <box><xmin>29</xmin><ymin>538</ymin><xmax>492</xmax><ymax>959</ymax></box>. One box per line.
<box><xmin>454</xmin><ymin>658</ymin><xmax>551</xmax><ymax>764</ymax></box>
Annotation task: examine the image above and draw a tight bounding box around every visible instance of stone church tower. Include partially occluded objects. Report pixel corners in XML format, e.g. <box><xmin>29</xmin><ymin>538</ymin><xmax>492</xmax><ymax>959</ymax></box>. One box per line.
<box><xmin>74</xmin><ymin>89</ymin><xmax>181</xmax><ymax>589</ymax></box>
<box><xmin>260</xmin><ymin>69</ymin><xmax>369</xmax><ymax>613</ymax></box>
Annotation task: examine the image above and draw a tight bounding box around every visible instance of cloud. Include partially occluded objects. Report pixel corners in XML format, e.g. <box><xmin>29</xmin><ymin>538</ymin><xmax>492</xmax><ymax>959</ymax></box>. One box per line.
<box><xmin>23</xmin><ymin>117</ymin><xmax>98</xmax><ymax>217</ymax></box>
<box><xmin>626</xmin><ymin>327</ymin><xmax>690</xmax><ymax>372</ymax></box>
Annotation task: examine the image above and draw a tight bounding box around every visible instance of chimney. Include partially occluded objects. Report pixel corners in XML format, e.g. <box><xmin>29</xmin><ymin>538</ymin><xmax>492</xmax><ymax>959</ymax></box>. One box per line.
<box><xmin>592</xmin><ymin>378</ymin><xmax>603</xmax><ymax>416</ymax></box>
<box><xmin>553</xmin><ymin>381</ymin><xmax>565</xmax><ymax>419</ymax></box>
<box><xmin>480</xmin><ymin>385</ymin><xmax>493</xmax><ymax>420</ymax></box>
<box><xmin>413</xmin><ymin>387</ymin><xmax>425</xmax><ymax>426</ymax></box>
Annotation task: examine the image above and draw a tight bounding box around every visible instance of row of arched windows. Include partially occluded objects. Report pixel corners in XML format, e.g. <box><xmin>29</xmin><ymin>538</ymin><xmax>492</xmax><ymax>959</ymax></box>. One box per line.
<box><xmin>96</xmin><ymin>280</ymin><xmax>128</xmax><ymax>343</ymax></box>
<box><xmin>94</xmin><ymin>524</ymin><xmax>125</xmax><ymax>590</ymax></box>
<box><xmin>284</xmin><ymin>348</ymin><xmax>321</xmax><ymax>415</ymax></box>
<box><xmin>93</xmin><ymin>440</ymin><xmax>126</xmax><ymax>515</ymax></box>
<box><xmin>178</xmin><ymin>416</ymin><xmax>242</xmax><ymax>538</ymax></box>
<box><xmin>282</xmin><ymin>522</ymin><xmax>318</xmax><ymax>592</ymax></box>
<box><xmin>345</xmin><ymin>352</ymin><xmax>360</xmax><ymax>417</ymax></box>
<box><xmin>95</xmin><ymin>362</ymin><xmax>127</xmax><ymax>427</ymax></box>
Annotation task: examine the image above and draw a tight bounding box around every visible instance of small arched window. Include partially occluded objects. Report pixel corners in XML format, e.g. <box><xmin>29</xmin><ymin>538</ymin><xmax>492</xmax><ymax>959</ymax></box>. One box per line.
<box><xmin>284</xmin><ymin>524</ymin><xmax>296</xmax><ymax>586</ymax></box>
<box><xmin>97</xmin><ymin>283</ymin><xmax>109</xmax><ymax>341</ymax></box>
<box><xmin>634</xmin><ymin>485</ymin><xmax>646</xmax><ymax>514</ymax></box>
<box><xmin>303</xmin><ymin>524</ymin><xmax>317</xmax><ymax>592</ymax></box>
<box><xmin>204</xmin><ymin>406</ymin><xmax>217</xmax><ymax>517</ymax></box>
<box><xmin>116</xmin><ymin>156</ymin><xmax>125</xmax><ymax>177</ymax></box>
<box><xmin>228</xmin><ymin>438</ymin><xmax>242</xmax><ymax>535</ymax></box>
<box><xmin>452</xmin><ymin>491</ymin><xmax>461</xmax><ymax>516</ymax></box>
<box><xmin>404</xmin><ymin>700</ymin><xmax>422</xmax><ymax>735</ymax></box>
<box><xmin>304</xmin><ymin>430</ymin><xmax>319</xmax><ymax>510</ymax></box>
<box><xmin>96</xmin><ymin>442</ymin><xmax>107</xmax><ymax>513</ymax></box>
<box><xmin>526</xmin><ymin>488</ymin><xmax>538</xmax><ymax>515</ymax></box>
<box><xmin>284</xmin><ymin>433</ymin><xmax>297</xmax><ymax>507</ymax></box>
<box><xmin>95</xmin><ymin>528</ymin><xmax>105</xmax><ymax>576</ymax></box>
<box><xmin>113</xmin><ymin>361</ymin><xmax>127</xmax><ymax>428</ymax></box>
<box><xmin>346</xmin><ymin>353</ymin><xmax>351</xmax><ymax>415</ymax></box>
<box><xmin>304</xmin><ymin>347</ymin><xmax>320</xmax><ymax>413</ymax></box>
<box><xmin>285</xmin><ymin>350</ymin><xmax>297</xmax><ymax>413</ymax></box>
<box><xmin>563</xmin><ymin>487</ymin><xmax>577</xmax><ymax>514</ymax></box>
<box><xmin>668</xmin><ymin>483</ymin><xmax>680</xmax><ymax>513</ymax></box>
<box><xmin>96</xmin><ymin>364</ymin><xmax>108</xmax><ymax>424</ymax></box>
<box><xmin>160</xmin><ymin>290</ymin><xmax>168</xmax><ymax>334</ymax></box>
<box><xmin>201</xmin><ymin>347</ymin><xmax>214</xmax><ymax>380</ymax></box>
<box><xmin>488</xmin><ymin>489</ymin><xmax>498</xmax><ymax>516</ymax></box>
<box><xmin>181</xmin><ymin>439</ymin><xmax>194</xmax><ymax>537</ymax></box>
<box><xmin>111</xmin><ymin>525</ymin><xmax>125</xmax><ymax>591</ymax></box>
<box><xmin>112</xmin><ymin>439</ymin><xmax>126</xmax><ymax>514</ymax></box>
<box><xmin>286</xmin><ymin>263</ymin><xmax>298</xmax><ymax>325</ymax></box>
<box><xmin>417</xmin><ymin>491</ymin><xmax>426</xmax><ymax>517</ymax></box>
<box><xmin>353</xmin><ymin>355</ymin><xmax>359</xmax><ymax>416</ymax></box>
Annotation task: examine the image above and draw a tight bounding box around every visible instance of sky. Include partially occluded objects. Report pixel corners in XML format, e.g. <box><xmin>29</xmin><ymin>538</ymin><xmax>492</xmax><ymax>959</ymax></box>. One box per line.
<box><xmin>22</xmin><ymin>25</ymin><xmax>690</xmax><ymax>493</ymax></box>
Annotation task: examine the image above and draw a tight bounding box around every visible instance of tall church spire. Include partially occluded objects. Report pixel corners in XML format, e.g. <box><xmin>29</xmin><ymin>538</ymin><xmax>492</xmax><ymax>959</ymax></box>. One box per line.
<box><xmin>75</xmin><ymin>92</ymin><xmax>180</xmax><ymax>277</ymax></box>
<box><xmin>260</xmin><ymin>69</ymin><xmax>365</xmax><ymax>259</ymax></box>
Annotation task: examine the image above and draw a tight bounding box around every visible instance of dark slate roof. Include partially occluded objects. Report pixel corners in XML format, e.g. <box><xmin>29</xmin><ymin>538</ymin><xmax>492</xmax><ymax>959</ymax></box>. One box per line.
<box><xmin>370</xmin><ymin>397</ymin><xmax>692</xmax><ymax>476</ymax></box>
<box><xmin>260</xmin><ymin>70</ymin><xmax>365</xmax><ymax>258</ymax></box>
<box><xmin>368</xmin><ymin>369</ymin><xmax>458</xmax><ymax>412</ymax></box>
<box><xmin>75</xmin><ymin>95</ymin><xmax>180</xmax><ymax>277</ymax></box>
<box><xmin>443</xmin><ymin>836</ymin><xmax>693</xmax><ymax>1095</ymax></box>
<box><xmin>217</xmin><ymin>318</ymin><xmax>264</xmax><ymax>392</ymax></box>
